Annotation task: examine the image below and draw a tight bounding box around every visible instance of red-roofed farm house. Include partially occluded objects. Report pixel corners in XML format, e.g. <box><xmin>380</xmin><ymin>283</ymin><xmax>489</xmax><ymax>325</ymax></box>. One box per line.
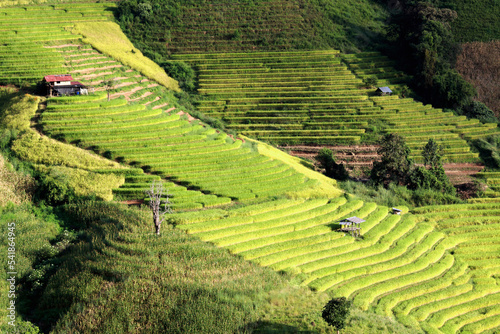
<box><xmin>43</xmin><ymin>75</ymin><xmax>87</xmax><ymax>96</ymax></box>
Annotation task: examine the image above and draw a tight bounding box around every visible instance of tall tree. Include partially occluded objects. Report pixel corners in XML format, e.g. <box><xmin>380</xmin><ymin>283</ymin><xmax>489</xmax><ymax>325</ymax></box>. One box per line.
<box><xmin>145</xmin><ymin>180</ymin><xmax>172</xmax><ymax>235</ymax></box>
<box><xmin>422</xmin><ymin>138</ymin><xmax>442</xmax><ymax>168</ymax></box>
<box><xmin>386</xmin><ymin>1</ymin><xmax>476</xmax><ymax>109</ymax></box>
<box><xmin>102</xmin><ymin>78</ymin><xmax>121</xmax><ymax>102</ymax></box>
<box><xmin>409</xmin><ymin>138</ymin><xmax>455</xmax><ymax>195</ymax></box>
<box><xmin>370</xmin><ymin>133</ymin><xmax>413</xmax><ymax>186</ymax></box>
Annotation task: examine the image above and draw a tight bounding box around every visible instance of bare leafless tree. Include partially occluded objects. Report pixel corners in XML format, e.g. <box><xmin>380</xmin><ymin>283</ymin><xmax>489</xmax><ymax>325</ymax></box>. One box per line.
<box><xmin>145</xmin><ymin>180</ymin><xmax>172</xmax><ymax>235</ymax></box>
<box><xmin>102</xmin><ymin>78</ymin><xmax>121</xmax><ymax>102</ymax></box>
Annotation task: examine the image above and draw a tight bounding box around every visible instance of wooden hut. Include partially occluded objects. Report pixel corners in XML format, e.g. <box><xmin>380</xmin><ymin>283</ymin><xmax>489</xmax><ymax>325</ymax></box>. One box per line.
<box><xmin>338</xmin><ymin>216</ymin><xmax>365</xmax><ymax>237</ymax></box>
<box><xmin>376</xmin><ymin>87</ymin><xmax>392</xmax><ymax>96</ymax></box>
<box><xmin>43</xmin><ymin>75</ymin><xmax>87</xmax><ymax>97</ymax></box>
<box><xmin>392</xmin><ymin>208</ymin><xmax>402</xmax><ymax>215</ymax></box>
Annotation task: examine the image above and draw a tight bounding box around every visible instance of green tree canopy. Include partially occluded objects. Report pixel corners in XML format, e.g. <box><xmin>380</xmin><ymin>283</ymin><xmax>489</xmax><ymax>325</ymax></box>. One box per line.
<box><xmin>315</xmin><ymin>148</ymin><xmax>349</xmax><ymax>181</ymax></box>
<box><xmin>321</xmin><ymin>297</ymin><xmax>351</xmax><ymax>334</ymax></box>
<box><xmin>422</xmin><ymin>138</ymin><xmax>442</xmax><ymax>168</ymax></box>
<box><xmin>370</xmin><ymin>133</ymin><xmax>412</xmax><ymax>186</ymax></box>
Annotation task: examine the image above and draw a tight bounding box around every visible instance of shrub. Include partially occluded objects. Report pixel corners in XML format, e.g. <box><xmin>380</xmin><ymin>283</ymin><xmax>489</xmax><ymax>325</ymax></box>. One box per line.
<box><xmin>161</xmin><ymin>61</ymin><xmax>196</xmax><ymax>92</ymax></box>
<box><xmin>473</xmin><ymin>137</ymin><xmax>500</xmax><ymax>168</ymax></box>
<box><xmin>408</xmin><ymin>166</ymin><xmax>455</xmax><ymax>195</ymax></box>
<box><xmin>315</xmin><ymin>148</ymin><xmax>349</xmax><ymax>181</ymax></box>
<box><xmin>431</xmin><ymin>69</ymin><xmax>476</xmax><ymax>109</ymax></box>
<box><xmin>322</xmin><ymin>297</ymin><xmax>351</xmax><ymax>333</ymax></box>
<box><xmin>460</xmin><ymin>101</ymin><xmax>498</xmax><ymax>124</ymax></box>
<box><xmin>36</xmin><ymin>168</ymin><xmax>76</xmax><ymax>205</ymax></box>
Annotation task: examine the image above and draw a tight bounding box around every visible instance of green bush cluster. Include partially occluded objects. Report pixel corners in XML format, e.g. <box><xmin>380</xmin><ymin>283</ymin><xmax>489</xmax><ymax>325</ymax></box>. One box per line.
<box><xmin>315</xmin><ymin>147</ymin><xmax>349</xmax><ymax>181</ymax></box>
<box><xmin>0</xmin><ymin>203</ymin><xmax>64</xmax><ymax>333</ymax></box>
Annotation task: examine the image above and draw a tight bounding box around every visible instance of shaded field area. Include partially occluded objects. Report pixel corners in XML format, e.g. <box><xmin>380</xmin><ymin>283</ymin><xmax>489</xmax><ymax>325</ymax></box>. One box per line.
<box><xmin>456</xmin><ymin>41</ymin><xmax>500</xmax><ymax>117</ymax></box>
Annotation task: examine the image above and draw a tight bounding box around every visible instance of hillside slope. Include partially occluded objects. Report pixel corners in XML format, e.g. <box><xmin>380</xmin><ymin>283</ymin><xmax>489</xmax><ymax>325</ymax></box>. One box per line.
<box><xmin>117</xmin><ymin>0</ymin><xmax>389</xmax><ymax>55</ymax></box>
<box><xmin>1</xmin><ymin>1</ymin><xmax>500</xmax><ymax>334</ymax></box>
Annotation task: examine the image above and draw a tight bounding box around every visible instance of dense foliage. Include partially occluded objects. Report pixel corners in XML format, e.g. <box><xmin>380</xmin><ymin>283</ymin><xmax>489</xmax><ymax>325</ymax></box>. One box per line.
<box><xmin>473</xmin><ymin>136</ymin><xmax>500</xmax><ymax>169</ymax></box>
<box><xmin>0</xmin><ymin>203</ymin><xmax>67</xmax><ymax>334</ymax></box>
<box><xmin>161</xmin><ymin>61</ymin><xmax>196</xmax><ymax>92</ymax></box>
<box><xmin>385</xmin><ymin>0</ymin><xmax>477</xmax><ymax>110</ymax></box>
<box><xmin>116</xmin><ymin>0</ymin><xmax>389</xmax><ymax>58</ymax></box>
<box><xmin>459</xmin><ymin>101</ymin><xmax>498</xmax><ymax>125</ymax></box>
<box><xmin>441</xmin><ymin>0</ymin><xmax>500</xmax><ymax>43</ymax></box>
<box><xmin>322</xmin><ymin>297</ymin><xmax>351</xmax><ymax>332</ymax></box>
<box><xmin>315</xmin><ymin>148</ymin><xmax>349</xmax><ymax>181</ymax></box>
<box><xmin>371</xmin><ymin>134</ymin><xmax>456</xmax><ymax>201</ymax></box>
<box><xmin>371</xmin><ymin>133</ymin><xmax>413</xmax><ymax>186</ymax></box>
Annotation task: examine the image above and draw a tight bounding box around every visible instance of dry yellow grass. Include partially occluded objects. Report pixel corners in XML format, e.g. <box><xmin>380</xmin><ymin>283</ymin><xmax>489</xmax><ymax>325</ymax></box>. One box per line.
<box><xmin>34</xmin><ymin>164</ymin><xmax>124</xmax><ymax>201</ymax></box>
<box><xmin>11</xmin><ymin>131</ymin><xmax>127</xmax><ymax>171</ymax></box>
<box><xmin>0</xmin><ymin>155</ymin><xmax>34</xmax><ymax>206</ymax></box>
<box><xmin>0</xmin><ymin>93</ymin><xmax>39</xmax><ymax>131</ymax></box>
<box><xmin>72</xmin><ymin>22</ymin><xmax>179</xmax><ymax>92</ymax></box>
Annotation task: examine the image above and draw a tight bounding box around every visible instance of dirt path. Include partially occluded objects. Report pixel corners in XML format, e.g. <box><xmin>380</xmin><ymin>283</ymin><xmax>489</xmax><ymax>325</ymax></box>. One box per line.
<box><xmin>177</xmin><ymin>110</ymin><xmax>196</xmax><ymax>121</ymax></box>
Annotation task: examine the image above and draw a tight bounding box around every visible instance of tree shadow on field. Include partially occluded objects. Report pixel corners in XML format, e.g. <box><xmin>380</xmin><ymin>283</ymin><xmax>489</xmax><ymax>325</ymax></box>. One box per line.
<box><xmin>246</xmin><ymin>320</ymin><xmax>319</xmax><ymax>333</ymax></box>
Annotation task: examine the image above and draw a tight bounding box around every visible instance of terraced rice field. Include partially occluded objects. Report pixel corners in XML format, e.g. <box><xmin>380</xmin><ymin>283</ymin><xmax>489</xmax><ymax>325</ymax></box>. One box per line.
<box><xmin>174</xmin><ymin>50</ymin><xmax>372</xmax><ymax>145</ymax></box>
<box><xmin>341</xmin><ymin>52</ymin><xmax>410</xmax><ymax>89</ymax></box>
<box><xmin>0</xmin><ymin>3</ymin><xmax>327</xmax><ymax>208</ymax></box>
<box><xmin>38</xmin><ymin>44</ymin><xmax>327</xmax><ymax>207</ymax></box>
<box><xmin>175</xmin><ymin>198</ymin><xmax>500</xmax><ymax>333</ymax></box>
<box><xmin>164</xmin><ymin>0</ymin><xmax>308</xmax><ymax>53</ymax></box>
<box><xmin>173</xmin><ymin>50</ymin><xmax>498</xmax><ymax>163</ymax></box>
<box><xmin>471</xmin><ymin>172</ymin><xmax>500</xmax><ymax>203</ymax></box>
<box><xmin>41</xmin><ymin>93</ymin><xmax>323</xmax><ymax>207</ymax></box>
<box><xmin>371</xmin><ymin>95</ymin><xmax>497</xmax><ymax>162</ymax></box>
<box><xmin>0</xmin><ymin>2</ymin><xmax>116</xmax><ymax>85</ymax></box>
